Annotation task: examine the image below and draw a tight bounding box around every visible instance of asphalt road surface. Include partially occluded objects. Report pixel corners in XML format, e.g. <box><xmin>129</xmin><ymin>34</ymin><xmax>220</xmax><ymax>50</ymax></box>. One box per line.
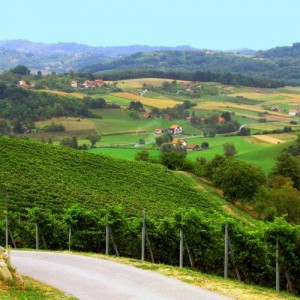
<box><xmin>10</xmin><ymin>251</ymin><xmax>232</xmax><ymax>300</ymax></box>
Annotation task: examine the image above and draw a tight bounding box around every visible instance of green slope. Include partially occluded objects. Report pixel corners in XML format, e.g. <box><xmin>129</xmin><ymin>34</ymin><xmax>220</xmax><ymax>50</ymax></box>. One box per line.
<box><xmin>0</xmin><ymin>136</ymin><xmax>218</xmax><ymax>217</ymax></box>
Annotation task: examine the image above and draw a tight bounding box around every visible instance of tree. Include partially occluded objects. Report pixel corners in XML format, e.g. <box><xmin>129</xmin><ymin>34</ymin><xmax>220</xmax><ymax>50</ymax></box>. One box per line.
<box><xmin>60</xmin><ymin>137</ymin><xmax>78</xmax><ymax>149</ymax></box>
<box><xmin>223</xmin><ymin>142</ymin><xmax>237</xmax><ymax>157</ymax></box>
<box><xmin>87</xmin><ymin>133</ymin><xmax>101</xmax><ymax>147</ymax></box>
<box><xmin>254</xmin><ymin>177</ymin><xmax>300</xmax><ymax>224</ymax></box>
<box><xmin>271</xmin><ymin>151</ymin><xmax>300</xmax><ymax>189</ymax></box>
<box><xmin>238</xmin><ymin>127</ymin><xmax>251</xmax><ymax>136</ymax></box>
<box><xmin>221</xmin><ymin>111</ymin><xmax>231</xmax><ymax>121</ymax></box>
<box><xmin>156</xmin><ymin>134</ymin><xmax>172</xmax><ymax>147</ymax></box>
<box><xmin>135</xmin><ymin>150</ymin><xmax>150</xmax><ymax>161</ymax></box>
<box><xmin>160</xmin><ymin>143</ymin><xmax>187</xmax><ymax>170</ymax></box>
<box><xmin>10</xmin><ymin>65</ymin><xmax>30</xmax><ymax>75</ymax></box>
<box><xmin>160</xmin><ymin>151</ymin><xmax>186</xmax><ymax>170</ymax></box>
<box><xmin>201</xmin><ymin>142</ymin><xmax>209</xmax><ymax>149</ymax></box>
<box><xmin>213</xmin><ymin>159</ymin><xmax>266</xmax><ymax>203</ymax></box>
<box><xmin>203</xmin><ymin>155</ymin><xmax>226</xmax><ymax>180</ymax></box>
<box><xmin>0</xmin><ymin>118</ymin><xmax>11</xmax><ymax>135</ymax></box>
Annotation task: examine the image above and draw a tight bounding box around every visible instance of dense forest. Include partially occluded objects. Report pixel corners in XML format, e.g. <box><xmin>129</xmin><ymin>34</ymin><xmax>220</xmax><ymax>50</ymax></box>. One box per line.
<box><xmin>98</xmin><ymin>69</ymin><xmax>284</xmax><ymax>88</ymax></box>
<box><xmin>82</xmin><ymin>47</ymin><xmax>300</xmax><ymax>85</ymax></box>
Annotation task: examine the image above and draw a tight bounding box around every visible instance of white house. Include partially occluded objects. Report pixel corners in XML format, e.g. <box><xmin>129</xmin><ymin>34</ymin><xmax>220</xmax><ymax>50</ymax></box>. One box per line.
<box><xmin>289</xmin><ymin>109</ymin><xmax>299</xmax><ymax>116</ymax></box>
<box><xmin>168</xmin><ymin>125</ymin><xmax>183</xmax><ymax>134</ymax></box>
<box><xmin>70</xmin><ymin>80</ymin><xmax>78</xmax><ymax>88</ymax></box>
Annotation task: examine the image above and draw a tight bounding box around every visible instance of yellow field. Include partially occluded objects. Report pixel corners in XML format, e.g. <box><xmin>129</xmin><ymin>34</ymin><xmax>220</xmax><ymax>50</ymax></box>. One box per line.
<box><xmin>115</xmin><ymin>78</ymin><xmax>188</xmax><ymax>89</ymax></box>
<box><xmin>230</xmin><ymin>91</ymin><xmax>300</xmax><ymax>105</ymax></box>
<box><xmin>250</xmin><ymin>135</ymin><xmax>285</xmax><ymax>144</ymax></box>
<box><xmin>195</xmin><ymin>101</ymin><xmax>284</xmax><ymax>114</ymax></box>
<box><xmin>111</xmin><ymin>92</ymin><xmax>179</xmax><ymax>108</ymax></box>
<box><xmin>38</xmin><ymin>89</ymin><xmax>86</xmax><ymax>99</ymax></box>
<box><xmin>35</xmin><ymin>117</ymin><xmax>96</xmax><ymax>131</ymax></box>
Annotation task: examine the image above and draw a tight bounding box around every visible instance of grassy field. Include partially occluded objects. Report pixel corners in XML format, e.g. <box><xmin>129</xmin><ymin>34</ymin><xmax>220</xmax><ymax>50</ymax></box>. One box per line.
<box><xmin>88</xmin><ymin>134</ymin><xmax>296</xmax><ymax>174</ymax></box>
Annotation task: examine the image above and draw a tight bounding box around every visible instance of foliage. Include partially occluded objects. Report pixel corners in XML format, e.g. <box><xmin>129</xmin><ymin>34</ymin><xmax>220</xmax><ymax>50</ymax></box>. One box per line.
<box><xmin>223</xmin><ymin>142</ymin><xmax>237</xmax><ymax>157</ymax></box>
<box><xmin>254</xmin><ymin>177</ymin><xmax>300</xmax><ymax>223</ymax></box>
<box><xmin>10</xmin><ymin>65</ymin><xmax>31</xmax><ymax>75</ymax></box>
<box><xmin>40</xmin><ymin>122</ymin><xmax>65</xmax><ymax>133</ymax></box>
<box><xmin>0</xmin><ymin>118</ymin><xmax>11</xmax><ymax>134</ymax></box>
<box><xmin>212</xmin><ymin>159</ymin><xmax>266</xmax><ymax>203</ymax></box>
<box><xmin>271</xmin><ymin>151</ymin><xmax>300</xmax><ymax>189</ymax></box>
<box><xmin>0</xmin><ymin>83</ymin><xmax>91</xmax><ymax>124</ymax></box>
<box><xmin>82</xmin><ymin>51</ymin><xmax>285</xmax><ymax>87</ymax></box>
<box><xmin>237</xmin><ymin>127</ymin><xmax>251</xmax><ymax>136</ymax></box>
<box><xmin>87</xmin><ymin>133</ymin><xmax>101</xmax><ymax>147</ymax></box>
<box><xmin>135</xmin><ymin>150</ymin><xmax>150</xmax><ymax>161</ymax></box>
<box><xmin>128</xmin><ymin>101</ymin><xmax>144</xmax><ymax>112</ymax></box>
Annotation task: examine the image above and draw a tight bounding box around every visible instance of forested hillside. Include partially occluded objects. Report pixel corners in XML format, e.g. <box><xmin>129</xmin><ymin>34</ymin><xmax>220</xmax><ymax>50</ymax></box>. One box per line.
<box><xmin>83</xmin><ymin>48</ymin><xmax>300</xmax><ymax>85</ymax></box>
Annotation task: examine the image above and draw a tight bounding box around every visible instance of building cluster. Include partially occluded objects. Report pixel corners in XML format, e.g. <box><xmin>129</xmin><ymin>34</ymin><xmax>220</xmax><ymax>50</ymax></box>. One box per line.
<box><xmin>70</xmin><ymin>79</ymin><xmax>104</xmax><ymax>88</ymax></box>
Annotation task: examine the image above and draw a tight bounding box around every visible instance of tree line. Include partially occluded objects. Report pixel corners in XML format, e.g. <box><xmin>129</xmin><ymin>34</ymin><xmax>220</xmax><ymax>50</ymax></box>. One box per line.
<box><xmin>97</xmin><ymin>69</ymin><xmax>284</xmax><ymax>88</ymax></box>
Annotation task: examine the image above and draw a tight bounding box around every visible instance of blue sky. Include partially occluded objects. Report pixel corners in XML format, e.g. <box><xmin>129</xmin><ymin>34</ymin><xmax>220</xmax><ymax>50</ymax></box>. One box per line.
<box><xmin>1</xmin><ymin>0</ymin><xmax>300</xmax><ymax>50</ymax></box>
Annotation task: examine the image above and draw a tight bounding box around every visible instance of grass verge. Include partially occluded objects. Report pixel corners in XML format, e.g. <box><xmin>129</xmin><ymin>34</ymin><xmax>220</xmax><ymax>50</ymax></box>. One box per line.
<box><xmin>0</xmin><ymin>275</ymin><xmax>76</xmax><ymax>299</ymax></box>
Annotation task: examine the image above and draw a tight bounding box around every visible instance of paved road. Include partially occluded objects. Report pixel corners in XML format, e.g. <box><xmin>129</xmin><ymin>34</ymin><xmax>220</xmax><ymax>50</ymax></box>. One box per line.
<box><xmin>10</xmin><ymin>251</ymin><xmax>232</xmax><ymax>300</ymax></box>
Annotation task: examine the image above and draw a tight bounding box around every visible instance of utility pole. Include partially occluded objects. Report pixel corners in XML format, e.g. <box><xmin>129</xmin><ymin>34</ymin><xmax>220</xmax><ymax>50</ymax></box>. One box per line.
<box><xmin>105</xmin><ymin>214</ymin><xmax>109</xmax><ymax>255</ymax></box>
<box><xmin>141</xmin><ymin>209</ymin><xmax>145</xmax><ymax>261</ymax></box>
<box><xmin>224</xmin><ymin>223</ymin><xmax>229</xmax><ymax>279</ymax></box>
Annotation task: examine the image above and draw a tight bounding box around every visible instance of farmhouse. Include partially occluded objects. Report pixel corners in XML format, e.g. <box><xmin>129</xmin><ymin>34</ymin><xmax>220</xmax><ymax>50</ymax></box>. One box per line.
<box><xmin>76</xmin><ymin>79</ymin><xmax>104</xmax><ymax>88</ymax></box>
<box><xmin>19</xmin><ymin>80</ymin><xmax>28</xmax><ymax>88</ymax></box>
<box><xmin>289</xmin><ymin>109</ymin><xmax>299</xmax><ymax>116</ymax></box>
<box><xmin>70</xmin><ymin>80</ymin><xmax>78</xmax><ymax>88</ymax></box>
<box><xmin>172</xmin><ymin>139</ymin><xmax>187</xmax><ymax>148</ymax></box>
<box><xmin>186</xmin><ymin>144</ymin><xmax>200</xmax><ymax>151</ymax></box>
<box><xmin>94</xmin><ymin>79</ymin><xmax>104</xmax><ymax>87</ymax></box>
<box><xmin>154</xmin><ymin>129</ymin><xmax>163</xmax><ymax>134</ymax></box>
<box><xmin>168</xmin><ymin>125</ymin><xmax>183</xmax><ymax>134</ymax></box>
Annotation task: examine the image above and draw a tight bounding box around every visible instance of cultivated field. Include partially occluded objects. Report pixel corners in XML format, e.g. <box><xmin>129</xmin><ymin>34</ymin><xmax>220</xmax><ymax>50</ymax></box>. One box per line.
<box><xmin>111</xmin><ymin>92</ymin><xmax>180</xmax><ymax>108</ymax></box>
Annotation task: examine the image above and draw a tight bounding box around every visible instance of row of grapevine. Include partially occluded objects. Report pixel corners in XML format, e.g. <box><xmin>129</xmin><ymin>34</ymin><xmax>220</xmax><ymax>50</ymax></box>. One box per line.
<box><xmin>2</xmin><ymin>205</ymin><xmax>300</xmax><ymax>295</ymax></box>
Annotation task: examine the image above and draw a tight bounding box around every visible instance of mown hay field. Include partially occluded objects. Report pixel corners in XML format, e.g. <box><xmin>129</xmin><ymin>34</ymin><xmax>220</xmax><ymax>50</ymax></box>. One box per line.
<box><xmin>38</xmin><ymin>89</ymin><xmax>86</xmax><ymax>99</ymax></box>
<box><xmin>111</xmin><ymin>92</ymin><xmax>180</xmax><ymax>108</ymax></box>
<box><xmin>115</xmin><ymin>78</ymin><xmax>189</xmax><ymax>89</ymax></box>
<box><xmin>35</xmin><ymin>117</ymin><xmax>96</xmax><ymax>132</ymax></box>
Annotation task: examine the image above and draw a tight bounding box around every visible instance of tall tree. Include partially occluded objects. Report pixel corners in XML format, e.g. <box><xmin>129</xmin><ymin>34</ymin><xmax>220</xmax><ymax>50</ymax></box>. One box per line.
<box><xmin>223</xmin><ymin>142</ymin><xmax>237</xmax><ymax>157</ymax></box>
<box><xmin>213</xmin><ymin>159</ymin><xmax>266</xmax><ymax>203</ymax></box>
<box><xmin>271</xmin><ymin>151</ymin><xmax>300</xmax><ymax>189</ymax></box>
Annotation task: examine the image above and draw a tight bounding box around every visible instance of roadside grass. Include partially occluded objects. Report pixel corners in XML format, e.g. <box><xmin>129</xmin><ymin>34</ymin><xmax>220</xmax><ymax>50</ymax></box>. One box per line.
<box><xmin>66</xmin><ymin>252</ymin><xmax>299</xmax><ymax>300</ymax></box>
<box><xmin>0</xmin><ymin>276</ymin><xmax>75</xmax><ymax>299</ymax></box>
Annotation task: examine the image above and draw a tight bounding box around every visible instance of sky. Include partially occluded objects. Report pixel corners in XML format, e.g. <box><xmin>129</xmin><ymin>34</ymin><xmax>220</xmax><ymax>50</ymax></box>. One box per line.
<box><xmin>1</xmin><ymin>0</ymin><xmax>300</xmax><ymax>50</ymax></box>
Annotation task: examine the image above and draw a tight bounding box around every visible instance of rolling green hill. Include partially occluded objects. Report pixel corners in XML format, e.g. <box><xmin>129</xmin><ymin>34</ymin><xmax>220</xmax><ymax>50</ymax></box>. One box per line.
<box><xmin>0</xmin><ymin>136</ymin><xmax>218</xmax><ymax>217</ymax></box>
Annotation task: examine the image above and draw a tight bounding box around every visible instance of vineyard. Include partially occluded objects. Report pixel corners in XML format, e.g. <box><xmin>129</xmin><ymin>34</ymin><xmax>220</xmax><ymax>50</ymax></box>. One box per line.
<box><xmin>0</xmin><ymin>137</ymin><xmax>299</xmax><ymax>295</ymax></box>
<box><xmin>0</xmin><ymin>136</ymin><xmax>217</xmax><ymax>217</ymax></box>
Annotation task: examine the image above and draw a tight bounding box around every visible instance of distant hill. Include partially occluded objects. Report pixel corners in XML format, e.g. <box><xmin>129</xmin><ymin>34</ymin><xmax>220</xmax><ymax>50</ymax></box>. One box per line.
<box><xmin>82</xmin><ymin>47</ymin><xmax>300</xmax><ymax>85</ymax></box>
<box><xmin>3</xmin><ymin>40</ymin><xmax>300</xmax><ymax>85</ymax></box>
<box><xmin>0</xmin><ymin>40</ymin><xmax>197</xmax><ymax>72</ymax></box>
